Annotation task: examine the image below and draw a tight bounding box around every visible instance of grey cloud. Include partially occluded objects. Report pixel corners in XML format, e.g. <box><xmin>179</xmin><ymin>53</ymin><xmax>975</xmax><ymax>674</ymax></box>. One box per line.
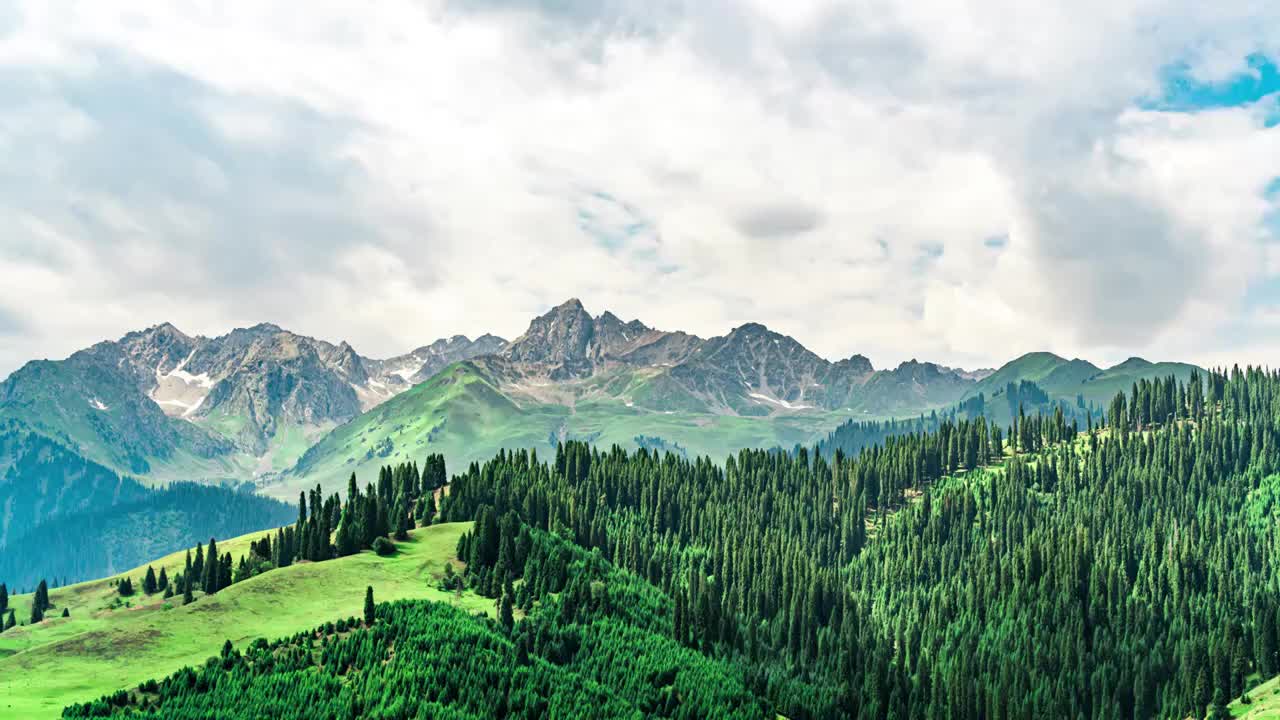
<box><xmin>0</xmin><ymin>305</ymin><xmax>25</xmax><ymax>336</ymax></box>
<box><xmin>734</xmin><ymin>202</ymin><xmax>824</xmax><ymax>239</ymax></box>
<box><xmin>1016</xmin><ymin>177</ymin><xmax>1203</xmax><ymax>346</ymax></box>
<box><xmin>0</xmin><ymin>51</ymin><xmax>442</xmax><ymax>318</ymax></box>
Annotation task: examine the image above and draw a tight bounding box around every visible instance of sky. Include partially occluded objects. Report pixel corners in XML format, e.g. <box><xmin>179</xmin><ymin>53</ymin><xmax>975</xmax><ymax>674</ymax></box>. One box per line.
<box><xmin>1</xmin><ymin>1</ymin><xmax>1279</xmax><ymax>378</ymax></box>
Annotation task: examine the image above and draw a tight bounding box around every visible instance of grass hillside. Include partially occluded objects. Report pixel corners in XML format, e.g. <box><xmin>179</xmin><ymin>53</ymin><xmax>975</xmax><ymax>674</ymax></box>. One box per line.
<box><xmin>1233</xmin><ymin>674</ymin><xmax>1280</xmax><ymax>717</ymax></box>
<box><xmin>0</xmin><ymin>522</ymin><xmax>483</xmax><ymax>720</ymax></box>
<box><xmin>274</xmin><ymin>362</ymin><xmax>851</xmax><ymax>500</ymax></box>
<box><xmin>971</xmin><ymin>352</ymin><xmax>1097</xmax><ymax>395</ymax></box>
<box><xmin>969</xmin><ymin>352</ymin><xmax>1201</xmax><ymax>408</ymax></box>
<box><xmin>1077</xmin><ymin>359</ymin><xmax>1201</xmax><ymax>405</ymax></box>
<box><xmin>280</xmin><ymin>363</ymin><xmax>566</xmax><ymax>497</ymax></box>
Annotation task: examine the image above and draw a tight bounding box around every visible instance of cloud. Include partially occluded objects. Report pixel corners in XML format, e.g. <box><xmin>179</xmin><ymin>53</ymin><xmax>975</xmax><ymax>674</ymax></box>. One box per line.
<box><xmin>734</xmin><ymin>201</ymin><xmax>824</xmax><ymax>239</ymax></box>
<box><xmin>0</xmin><ymin>0</ymin><xmax>1278</xmax><ymax>378</ymax></box>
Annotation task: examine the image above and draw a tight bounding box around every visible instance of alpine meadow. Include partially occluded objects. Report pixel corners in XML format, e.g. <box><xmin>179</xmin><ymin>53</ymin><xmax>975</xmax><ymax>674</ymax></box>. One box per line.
<box><xmin>3</xmin><ymin>2</ymin><xmax>1280</xmax><ymax>719</ymax></box>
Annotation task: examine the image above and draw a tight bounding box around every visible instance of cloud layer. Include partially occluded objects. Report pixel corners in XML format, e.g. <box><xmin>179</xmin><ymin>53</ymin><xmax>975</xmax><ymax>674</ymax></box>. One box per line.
<box><xmin>1</xmin><ymin>0</ymin><xmax>1279</xmax><ymax>376</ymax></box>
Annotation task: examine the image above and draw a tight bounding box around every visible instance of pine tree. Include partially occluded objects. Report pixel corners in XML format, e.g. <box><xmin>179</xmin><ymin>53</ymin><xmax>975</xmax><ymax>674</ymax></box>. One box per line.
<box><xmin>203</xmin><ymin>538</ymin><xmax>220</xmax><ymax>594</ymax></box>
<box><xmin>183</xmin><ymin>551</ymin><xmax>195</xmax><ymax>604</ymax></box>
<box><xmin>364</xmin><ymin>586</ymin><xmax>376</xmax><ymax>627</ymax></box>
<box><xmin>394</xmin><ymin>501</ymin><xmax>410</xmax><ymax>541</ymax></box>
<box><xmin>193</xmin><ymin>542</ymin><xmax>204</xmax><ymax>582</ymax></box>
<box><xmin>499</xmin><ymin>578</ymin><xmax>515</xmax><ymax>631</ymax></box>
<box><xmin>158</xmin><ymin>567</ymin><xmax>169</xmax><ymax>591</ymax></box>
<box><xmin>143</xmin><ymin>566</ymin><xmax>158</xmax><ymax>595</ymax></box>
<box><xmin>424</xmin><ymin>493</ymin><xmax>437</xmax><ymax>526</ymax></box>
<box><xmin>30</xmin><ymin>601</ymin><xmax>43</xmax><ymax>624</ymax></box>
<box><xmin>0</xmin><ymin>583</ymin><xmax>7</xmax><ymax>614</ymax></box>
<box><xmin>220</xmin><ymin>553</ymin><xmax>232</xmax><ymax>591</ymax></box>
<box><xmin>35</xmin><ymin>579</ymin><xmax>49</xmax><ymax>612</ymax></box>
<box><xmin>61</xmin><ymin>607</ymin><xmax>69</xmax><ymax>618</ymax></box>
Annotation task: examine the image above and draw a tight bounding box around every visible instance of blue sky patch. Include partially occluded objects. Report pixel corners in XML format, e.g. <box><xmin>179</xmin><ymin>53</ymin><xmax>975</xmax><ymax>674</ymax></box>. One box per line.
<box><xmin>576</xmin><ymin>189</ymin><xmax>653</xmax><ymax>253</ymax></box>
<box><xmin>1149</xmin><ymin>53</ymin><xmax>1280</xmax><ymax>111</ymax></box>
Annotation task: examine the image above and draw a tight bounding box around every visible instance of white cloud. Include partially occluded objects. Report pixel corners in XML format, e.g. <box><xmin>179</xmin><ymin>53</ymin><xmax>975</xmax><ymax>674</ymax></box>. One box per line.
<box><xmin>0</xmin><ymin>0</ymin><xmax>1279</xmax><ymax>377</ymax></box>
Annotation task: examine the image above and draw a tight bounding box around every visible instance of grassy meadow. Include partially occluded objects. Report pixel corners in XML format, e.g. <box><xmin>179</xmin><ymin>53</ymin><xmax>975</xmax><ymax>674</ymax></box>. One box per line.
<box><xmin>0</xmin><ymin>522</ymin><xmax>483</xmax><ymax>720</ymax></box>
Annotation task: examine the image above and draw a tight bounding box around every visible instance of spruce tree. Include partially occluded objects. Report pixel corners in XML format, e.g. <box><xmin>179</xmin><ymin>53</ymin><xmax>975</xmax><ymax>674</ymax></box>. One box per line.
<box><xmin>0</xmin><ymin>583</ymin><xmax>7</xmax><ymax>614</ymax></box>
<box><xmin>364</xmin><ymin>586</ymin><xmax>375</xmax><ymax>627</ymax></box>
<box><xmin>193</xmin><ymin>543</ymin><xmax>204</xmax><ymax>582</ymax></box>
<box><xmin>158</xmin><ymin>567</ymin><xmax>168</xmax><ymax>591</ymax></box>
<box><xmin>220</xmin><ymin>553</ymin><xmax>232</xmax><ymax>591</ymax></box>
<box><xmin>499</xmin><ymin>578</ymin><xmax>515</xmax><ymax>631</ymax></box>
<box><xmin>183</xmin><ymin>551</ymin><xmax>195</xmax><ymax>604</ymax></box>
<box><xmin>61</xmin><ymin>608</ymin><xmax>69</xmax><ymax>618</ymax></box>
<box><xmin>35</xmin><ymin>579</ymin><xmax>49</xmax><ymax>612</ymax></box>
<box><xmin>203</xmin><ymin>538</ymin><xmax>219</xmax><ymax>594</ymax></box>
<box><xmin>143</xmin><ymin>566</ymin><xmax>157</xmax><ymax>595</ymax></box>
<box><xmin>30</xmin><ymin>601</ymin><xmax>43</xmax><ymax>624</ymax></box>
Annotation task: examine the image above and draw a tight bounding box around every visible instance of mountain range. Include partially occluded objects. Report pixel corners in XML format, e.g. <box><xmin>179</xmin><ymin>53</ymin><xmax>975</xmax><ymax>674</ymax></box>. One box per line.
<box><xmin>0</xmin><ymin>298</ymin><xmax>1201</xmax><ymax>503</ymax></box>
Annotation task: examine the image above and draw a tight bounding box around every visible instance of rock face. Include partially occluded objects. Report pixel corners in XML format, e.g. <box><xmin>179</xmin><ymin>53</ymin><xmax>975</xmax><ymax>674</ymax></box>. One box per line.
<box><xmin>476</xmin><ymin>299</ymin><xmax>972</xmax><ymax>417</ymax></box>
<box><xmin>375</xmin><ymin>334</ymin><xmax>509</xmax><ymax>386</ymax></box>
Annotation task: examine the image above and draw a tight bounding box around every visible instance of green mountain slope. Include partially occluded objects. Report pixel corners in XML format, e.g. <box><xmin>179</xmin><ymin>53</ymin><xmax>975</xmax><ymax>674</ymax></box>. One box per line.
<box><xmin>0</xmin><ymin>359</ymin><xmax>240</xmax><ymax>483</ymax></box>
<box><xmin>967</xmin><ymin>352</ymin><xmax>1201</xmax><ymax>418</ymax></box>
<box><xmin>283</xmin><ymin>363</ymin><xmax>566</xmax><ymax>496</ymax></box>
<box><xmin>0</xmin><ymin>522</ymin><xmax>483</xmax><ymax>720</ymax></box>
<box><xmin>275</xmin><ymin>362</ymin><xmax>849</xmax><ymax>498</ymax></box>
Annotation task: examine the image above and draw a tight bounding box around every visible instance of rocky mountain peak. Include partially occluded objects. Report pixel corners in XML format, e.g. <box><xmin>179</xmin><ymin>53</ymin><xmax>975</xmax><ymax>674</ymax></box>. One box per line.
<box><xmin>834</xmin><ymin>353</ymin><xmax>875</xmax><ymax>377</ymax></box>
<box><xmin>503</xmin><ymin>298</ymin><xmax>597</xmax><ymax>366</ymax></box>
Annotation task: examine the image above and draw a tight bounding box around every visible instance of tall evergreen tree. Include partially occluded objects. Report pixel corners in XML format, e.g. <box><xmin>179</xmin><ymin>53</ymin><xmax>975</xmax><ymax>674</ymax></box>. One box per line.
<box><xmin>183</xmin><ymin>550</ymin><xmax>194</xmax><ymax>604</ymax></box>
<box><xmin>192</xmin><ymin>542</ymin><xmax>204</xmax><ymax>582</ymax></box>
<box><xmin>364</xmin><ymin>586</ymin><xmax>376</xmax><ymax>627</ymax></box>
<box><xmin>34</xmin><ymin>579</ymin><xmax>49</xmax><ymax>612</ymax></box>
<box><xmin>203</xmin><ymin>538</ymin><xmax>220</xmax><ymax>594</ymax></box>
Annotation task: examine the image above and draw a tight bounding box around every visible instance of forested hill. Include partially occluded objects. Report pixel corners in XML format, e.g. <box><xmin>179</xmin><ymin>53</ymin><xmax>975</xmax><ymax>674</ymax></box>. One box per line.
<box><xmin>0</xmin><ymin>425</ymin><xmax>296</xmax><ymax>588</ymax></box>
<box><xmin>439</xmin><ymin>367</ymin><xmax>1280</xmax><ymax>719</ymax></box>
<box><xmin>65</xmin><ymin>365</ymin><xmax>1280</xmax><ymax>719</ymax></box>
<box><xmin>0</xmin><ymin>482</ymin><xmax>296</xmax><ymax>589</ymax></box>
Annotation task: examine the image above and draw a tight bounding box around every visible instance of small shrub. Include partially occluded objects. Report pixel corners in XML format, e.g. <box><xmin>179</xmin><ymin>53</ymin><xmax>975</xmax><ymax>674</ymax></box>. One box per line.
<box><xmin>373</xmin><ymin>537</ymin><xmax>396</xmax><ymax>556</ymax></box>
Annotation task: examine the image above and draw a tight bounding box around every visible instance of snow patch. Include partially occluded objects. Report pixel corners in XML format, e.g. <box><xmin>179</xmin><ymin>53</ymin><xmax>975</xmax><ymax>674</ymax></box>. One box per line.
<box><xmin>747</xmin><ymin>392</ymin><xmax>812</xmax><ymax>410</ymax></box>
<box><xmin>167</xmin><ymin>368</ymin><xmax>215</xmax><ymax>388</ymax></box>
<box><xmin>89</xmin><ymin>398</ymin><xmax>109</xmax><ymax>411</ymax></box>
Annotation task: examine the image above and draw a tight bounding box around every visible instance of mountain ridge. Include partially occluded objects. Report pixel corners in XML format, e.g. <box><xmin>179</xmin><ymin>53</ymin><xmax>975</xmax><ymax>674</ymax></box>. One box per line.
<box><xmin>0</xmin><ymin>299</ymin><xmax>1204</xmax><ymax>500</ymax></box>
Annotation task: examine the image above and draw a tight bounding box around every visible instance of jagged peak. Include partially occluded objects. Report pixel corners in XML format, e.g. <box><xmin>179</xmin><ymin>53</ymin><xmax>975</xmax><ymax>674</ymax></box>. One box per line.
<box><xmin>731</xmin><ymin>322</ymin><xmax>771</xmax><ymax>335</ymax></box>
<box><xmin>836</xmin><ymin>353</ymin><xmax>874</xmax><ymax>373</ymax></box>
<box><xmin>244</xmin><ymin>322</ymin><xmax>285</xmax><ymax>334</ymax></box>
<box><xmin>552</xmin><ymin>297</ymin><xmax>587</xmax><ymax>313</ymax></box>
